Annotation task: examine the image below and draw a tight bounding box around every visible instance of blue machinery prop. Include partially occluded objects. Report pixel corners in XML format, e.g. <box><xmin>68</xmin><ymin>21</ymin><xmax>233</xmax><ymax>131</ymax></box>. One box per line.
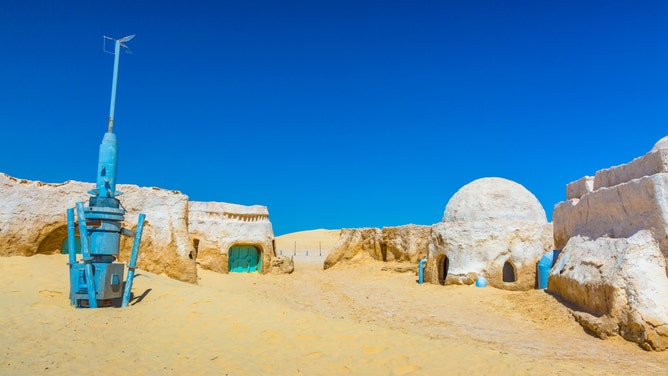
<box><xmin>66</xmin><ymin>34</ymin><xmax>146</xmax><ymax>308</ymax></box>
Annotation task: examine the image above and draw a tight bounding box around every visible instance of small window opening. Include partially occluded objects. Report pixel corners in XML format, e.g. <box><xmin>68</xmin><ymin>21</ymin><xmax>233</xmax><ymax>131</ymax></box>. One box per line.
<box><xmin>503</xmin><ymin>261</ymin><xmax>516</xmax><ymax>282</ymax></box>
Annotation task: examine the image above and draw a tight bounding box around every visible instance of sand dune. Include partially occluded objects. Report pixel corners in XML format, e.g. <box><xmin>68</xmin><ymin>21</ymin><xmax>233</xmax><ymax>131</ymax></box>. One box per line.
<box><xmin>275</xmin><ymin>229</ymin><xmax>340</xmax><ymax>263</ymax></box>
<box><xmin>2</xmin><ymin>232</ymin><xmax>668</xmax><ymax>375</ymax></box>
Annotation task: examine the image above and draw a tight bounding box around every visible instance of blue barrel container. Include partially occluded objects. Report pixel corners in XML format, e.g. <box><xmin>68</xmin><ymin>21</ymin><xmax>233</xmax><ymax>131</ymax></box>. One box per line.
<box><xmin>537</xmin><ymin>250</ymin><xmax>560</xmax><ymax>289</ymax></box>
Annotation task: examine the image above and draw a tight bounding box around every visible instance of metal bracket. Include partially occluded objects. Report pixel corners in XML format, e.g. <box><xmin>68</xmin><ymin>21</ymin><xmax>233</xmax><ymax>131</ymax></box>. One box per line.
<box><xmin>121</xmin><ymin>228</ymin><xmax>136</xmax><ymax>238</ymax></box>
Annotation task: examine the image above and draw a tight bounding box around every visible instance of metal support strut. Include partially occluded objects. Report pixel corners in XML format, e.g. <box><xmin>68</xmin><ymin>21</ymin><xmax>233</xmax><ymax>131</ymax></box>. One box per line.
<box><xmin>122</xmin><ymin>214</ymin><xmax>146</xmax><ymax>307</ymax></box>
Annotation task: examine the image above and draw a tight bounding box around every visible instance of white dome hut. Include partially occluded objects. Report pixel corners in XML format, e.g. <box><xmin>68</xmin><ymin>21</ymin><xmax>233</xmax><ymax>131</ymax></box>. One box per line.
<box><xmin>425</xmin><ymin>177</ymin><xmax>553</xmax><ymax>290</ymax></box>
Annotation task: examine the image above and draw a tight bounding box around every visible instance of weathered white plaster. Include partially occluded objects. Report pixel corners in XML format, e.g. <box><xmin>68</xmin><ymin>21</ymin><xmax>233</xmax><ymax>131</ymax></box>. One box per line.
<box><xmin>425</xmin><ymin>177</ymin><xmax>553</xmax><ymax>290</ymax></box>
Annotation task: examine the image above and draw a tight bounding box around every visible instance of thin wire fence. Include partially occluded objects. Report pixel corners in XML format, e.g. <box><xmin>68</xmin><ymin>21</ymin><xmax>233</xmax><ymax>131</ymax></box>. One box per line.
<box><xmin>276</xmin><ymin>241</ymin><xmax>330</xmax><ymax>258</ymax></box>
<box><xmin>277</xmin><ymin>247</ymin><xmax>327</xmax><ymax>257</ymax></box>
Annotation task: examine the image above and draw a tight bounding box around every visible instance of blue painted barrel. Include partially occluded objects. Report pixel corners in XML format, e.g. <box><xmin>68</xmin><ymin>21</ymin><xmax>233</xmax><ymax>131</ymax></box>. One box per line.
<box><xmin>537</xmin><ymin>250</ymin><xmax>560</xmax><ymax>289</ymax></box>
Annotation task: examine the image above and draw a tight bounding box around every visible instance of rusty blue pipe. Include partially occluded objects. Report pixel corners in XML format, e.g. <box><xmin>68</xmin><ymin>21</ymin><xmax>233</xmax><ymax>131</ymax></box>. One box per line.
<box><xmin>121</xmin><ymin>213</ymin><xmax>146</xmax><ymax>307</ymax></box>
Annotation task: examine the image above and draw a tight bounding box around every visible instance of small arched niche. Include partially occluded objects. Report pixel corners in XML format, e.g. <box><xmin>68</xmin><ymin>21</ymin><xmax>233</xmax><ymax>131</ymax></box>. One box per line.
<box><xmin>502</xmin><ymin>260</ymin><xmax>517</xmax><ymax>283</ymax></box>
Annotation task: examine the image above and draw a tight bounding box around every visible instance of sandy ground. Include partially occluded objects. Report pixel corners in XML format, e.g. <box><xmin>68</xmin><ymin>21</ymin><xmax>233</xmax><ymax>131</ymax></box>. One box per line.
<box><xmin>2</xmin><ymin>231</ymin><xmax>668</xmax><ymax>375</ymax></box>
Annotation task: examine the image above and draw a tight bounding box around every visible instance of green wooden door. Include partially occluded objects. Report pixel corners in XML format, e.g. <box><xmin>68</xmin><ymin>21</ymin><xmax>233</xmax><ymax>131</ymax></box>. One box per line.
<box><xmin>228</xmin><ymin>246</ymin><xmax>261</xmax><ymax>273</ymax></box>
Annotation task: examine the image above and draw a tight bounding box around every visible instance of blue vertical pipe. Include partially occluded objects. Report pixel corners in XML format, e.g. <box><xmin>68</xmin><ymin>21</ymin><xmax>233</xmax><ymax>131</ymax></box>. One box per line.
<box><xmin>75</xmin><ymin>202</ymin><xmax>97</xmax><ymax>308</ymax></box>
<box><xmin>418</xmin><ymin>258</ymin><xmax>427</xmax><ymax>284</ymax></box>
<box><xmin>122</xmin><ymin>214</ymin><xmax>145</xmax><ymax>307</ymax></box>
<box><xmin>66</xmin><ymin>208</ymin><xmax>76</xmax><ymax>266</ymax></box>
<box><xmin>108</xmin><ymin>39</ymin><xmax>121</xmax><ymax>133</ymax></box>
<box><xmin>66</xmin><ymin>208</ymin><xmax>77</xmax><ymax>306</ymax></box>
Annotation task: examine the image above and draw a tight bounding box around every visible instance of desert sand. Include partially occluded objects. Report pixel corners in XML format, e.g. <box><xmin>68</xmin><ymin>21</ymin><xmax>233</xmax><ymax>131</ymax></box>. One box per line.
<box><xmin>2</xmin><ymin>230</ymin><xmax>668</xmax><ymax>375</ymax></box>
<box><xmin>274</xmin><ymin>228</ymin><xmax>341</xmax><ymax>264</ymax></box>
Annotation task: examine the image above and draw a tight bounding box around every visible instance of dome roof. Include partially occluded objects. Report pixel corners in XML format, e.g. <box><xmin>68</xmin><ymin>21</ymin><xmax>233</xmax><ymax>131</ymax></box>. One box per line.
<box><xmin>443</xmin><ymin>177</ymin><xmax>547</xmax><ymax>223</ymax></box>
<box><xmin>651</xmin><ymin>135</ymin><xmax>668</xmax><ymax>152</ymax></box>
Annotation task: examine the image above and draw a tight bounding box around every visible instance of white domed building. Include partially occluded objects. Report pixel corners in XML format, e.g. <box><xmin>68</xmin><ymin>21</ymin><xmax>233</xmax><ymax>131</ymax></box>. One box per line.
<box><xmin>424</xmin><ymin>177</ymin><xmax>553</xmax><ymax>290</ymax></box>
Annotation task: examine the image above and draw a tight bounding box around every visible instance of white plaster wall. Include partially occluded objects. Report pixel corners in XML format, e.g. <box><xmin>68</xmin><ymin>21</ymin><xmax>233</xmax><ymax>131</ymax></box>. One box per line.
<box><xmin>187</xmin><ymin>201</ymin><xmax>275</xmax><ymax>266</ymax></box>
<box><xmin>553</xmin><ymin>173</ymin><xmax>668</xmax><ymax>256</ymax></box>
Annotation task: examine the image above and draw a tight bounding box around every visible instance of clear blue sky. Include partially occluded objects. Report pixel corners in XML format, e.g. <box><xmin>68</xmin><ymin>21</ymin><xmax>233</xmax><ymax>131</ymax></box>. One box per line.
<box><xmin>1</xmin><ymin>1</ymin><xmax>667</xmax><ymax>235</ymax></box>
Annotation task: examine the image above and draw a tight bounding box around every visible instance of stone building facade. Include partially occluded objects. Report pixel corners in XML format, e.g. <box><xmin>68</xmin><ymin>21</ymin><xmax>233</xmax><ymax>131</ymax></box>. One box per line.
<box><xmin>550</xmin><ymin>136</ymin><xmax>668</xmax><ymax>350</ymax></box>
<box><xmin>0</xmin><ymin>173</ymin><xmax>277</xmax><ymax>284</ymax></box>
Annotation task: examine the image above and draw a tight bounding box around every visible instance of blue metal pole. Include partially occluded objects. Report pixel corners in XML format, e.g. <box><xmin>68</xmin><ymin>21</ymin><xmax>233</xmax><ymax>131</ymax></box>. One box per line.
<box><xmin>107</xmin><ymin>39</ymin><xmax>121</xmax><ymax>133</ymax></box>
<box><xmin>66</xmin><ymin>208</ymin><xmax>77</xmax><ymax>306</ymax></box>
<box><xmin>66</xmin><ymin>208</ymin><xmax>76</xmax><ymax>265</ymax></box>
<box><xmin>418</xmin><ymin>258</ymin><xmax>427</xmax><ymax>284</ymax></box>
<box><xmin>75</xmin><ymin>202</ymin><xmax>98</xmax><ymax>308</ymax></box>
<box><xmin>122</xmin><ymin>214</ymin><xmax>145</xmax><ymax>307</ymax></box>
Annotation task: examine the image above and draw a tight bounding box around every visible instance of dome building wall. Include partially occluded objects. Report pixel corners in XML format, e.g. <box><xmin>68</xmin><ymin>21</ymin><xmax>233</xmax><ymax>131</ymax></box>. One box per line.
<box><xmin>322</xmin><ymin>177</ymin><xmax>552</xmax><ymax>291</ymax></box>
<box><xmin>424</xmin><ymin>177</ymin><xmax>554</xmax><ymax>290</ymax></box>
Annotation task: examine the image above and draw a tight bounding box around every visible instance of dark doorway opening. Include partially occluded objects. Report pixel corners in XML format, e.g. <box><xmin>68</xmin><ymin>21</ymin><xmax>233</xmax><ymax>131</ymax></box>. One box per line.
<box><xmin>380</xmin><ymin>243</ymin><xmax>387</xmax><ymax>262</ymax></box>
<box><xmin>190</xmin><ymin>238</ymin><xmax>200</xmax><ymax>260</ymax></box>
<box><xmin>503</xmin><ymin>261</ymin><xmax>516</xmax><ymax>282</ymax></box>
<box><xmin>438</xmin><ymin>255</ymin><xmax>449</xmax><ymax>285</ymax></box>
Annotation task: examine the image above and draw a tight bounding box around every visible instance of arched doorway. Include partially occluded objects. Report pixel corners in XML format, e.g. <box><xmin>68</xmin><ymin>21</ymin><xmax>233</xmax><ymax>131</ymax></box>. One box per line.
<box><xmin>228</xmin><ymin>245</ymin><xmax>262</xmax><ymax>273</ymax></box>
<box><xmin>438</xmin><ymin>255</ymin><xmax>449</xmax><ymax>285</ymax></box>
<box><xmin>503</xmin><ymin>261</ymin><xmax>517</xmax><ymax>282</ymax></box>
<box><xmin>37</xmin><ymin>225</ymin><xmax>69</xmax><ymax>255</ymax></box>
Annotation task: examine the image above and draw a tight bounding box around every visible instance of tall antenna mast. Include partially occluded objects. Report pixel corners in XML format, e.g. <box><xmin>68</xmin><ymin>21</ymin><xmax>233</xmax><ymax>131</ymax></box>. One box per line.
<box><xmin>104</xmin><ymin>34</ymin><xmax>135</xmax><ymax>133</ymax></box>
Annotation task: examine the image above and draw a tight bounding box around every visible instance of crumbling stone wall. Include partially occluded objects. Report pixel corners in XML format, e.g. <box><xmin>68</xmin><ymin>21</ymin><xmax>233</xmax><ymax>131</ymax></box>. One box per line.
<box><xmin>551</xmin><ymin>136</ymin><xmax>668</xmax><ymax>350</ymax></box>
<box><xmin>324</xmin><ymin>225</ymin><xmax>430</xmax><ymax>269</ymax></box>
